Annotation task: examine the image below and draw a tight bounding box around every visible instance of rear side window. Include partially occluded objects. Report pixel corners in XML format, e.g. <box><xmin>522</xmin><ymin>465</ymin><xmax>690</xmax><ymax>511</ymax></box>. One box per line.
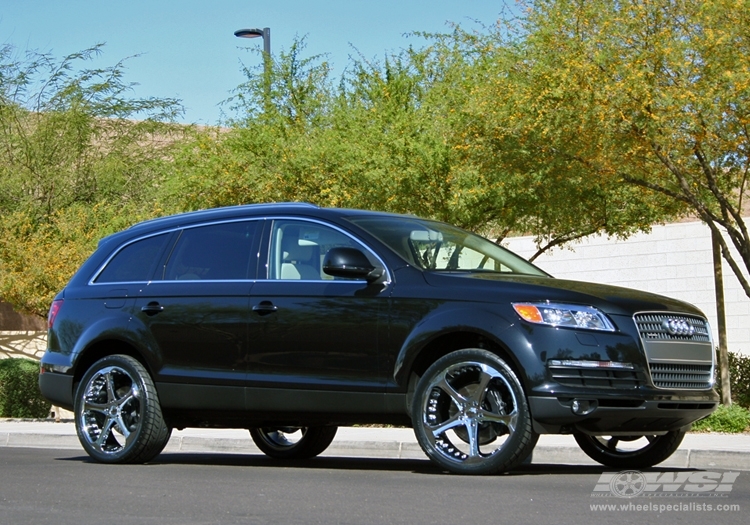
<box><xmin>163</xmin><ymin>221</ymin><xmax>258</xmax><ymax>281</ymax></box>
<box><xmin>95</xmin><ymin>233</ymin><xmax>172</xmax><ymax>283</ymax></box>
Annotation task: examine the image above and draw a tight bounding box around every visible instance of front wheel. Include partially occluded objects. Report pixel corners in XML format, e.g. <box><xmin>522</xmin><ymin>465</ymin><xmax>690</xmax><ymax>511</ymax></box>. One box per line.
<box><xmin>74</xmin><ymin>354</ymin><xmax>170</xmax><ymax>464</ymax></box>
<box><xmin>574</xmin><ymin>429</ymin><xmax>687</xmax><ymax>469</ymax></box>
<box><xmin>249</xmin><ymin>426</ymin><xmax>338</xmax><ymax>459</ymax></box>
<box><xmin>412</xmin><ymin>349</ymin><xmax>538</xmax><ymax>475</ymax></box>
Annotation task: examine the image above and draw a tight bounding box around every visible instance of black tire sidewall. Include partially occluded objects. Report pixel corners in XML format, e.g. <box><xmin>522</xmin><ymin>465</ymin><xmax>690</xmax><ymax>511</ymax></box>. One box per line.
<box><xmin>250</xmin><ymin>426</ymin><xmax>338</xmax><ymax>459</ymax></box>
<box><xmin>574</xmin><ymin>430</ymin><xmax>687</xmax><ymax>469</ymax></box>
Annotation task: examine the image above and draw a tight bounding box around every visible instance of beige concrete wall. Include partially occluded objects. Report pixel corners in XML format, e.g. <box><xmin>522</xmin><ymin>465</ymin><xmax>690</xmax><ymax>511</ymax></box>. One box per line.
<box><xmin>504</xmin><ymin>219</ymin><xmax>750</xmax><ymax>355</ymax></box>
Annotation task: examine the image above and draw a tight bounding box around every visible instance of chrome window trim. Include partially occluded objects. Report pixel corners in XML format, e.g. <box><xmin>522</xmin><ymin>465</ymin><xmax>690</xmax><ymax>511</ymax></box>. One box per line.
<box><xmin>89</xmin><ymin>215</ymin><xmax>391</xmax><ymax>286</ymax></box>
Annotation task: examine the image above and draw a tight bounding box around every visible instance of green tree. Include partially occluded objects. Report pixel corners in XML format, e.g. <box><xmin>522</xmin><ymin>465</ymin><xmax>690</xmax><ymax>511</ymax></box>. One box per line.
<box><xmin>168</xmin><ymin>36</ymin><xmax>507</xmax><ymax>228</ymax></box>
<box><xmin>166</xmin><ymin>38</ymin><xmax>337</xmax><ymax>211</ymax></box>
<box><xmin>168</xmin><ymin>25</ymin><xmax>684</xmax><ymax>262</ymax></box>
<box><xmin>476</xmin><ymin>0</ymin><xmax>750</xmax><ymax>278</ymax></box>
<box><xmin>0</xmin><ymin>44</ymin><xmax>184</xmax><ymax>316</ymax></box>
<box><xmin>412</xmin><ymin>18</ymin><xmax>684</xmax><ymax>257</ymax></box>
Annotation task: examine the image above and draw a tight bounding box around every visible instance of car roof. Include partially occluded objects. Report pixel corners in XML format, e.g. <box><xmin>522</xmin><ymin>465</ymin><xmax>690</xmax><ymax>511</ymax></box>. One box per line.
<box><xmin>97</xmin><ymin>202</ymin><xmax>416</xmax><ymax>248</ymax></box>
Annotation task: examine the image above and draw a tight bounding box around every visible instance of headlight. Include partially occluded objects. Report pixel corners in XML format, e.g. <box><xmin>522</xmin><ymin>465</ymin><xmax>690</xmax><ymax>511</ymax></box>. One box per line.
<box><xmin>512</xmin><ymin>302</ymin><xmax>616</xmax><ymax>332</ymax></box>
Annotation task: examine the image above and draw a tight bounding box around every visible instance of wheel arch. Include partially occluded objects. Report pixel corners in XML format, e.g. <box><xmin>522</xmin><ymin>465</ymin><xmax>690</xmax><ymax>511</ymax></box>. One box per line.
<box><xmin>69</xmin><ymin>315</ymin><xmax>163</xmax><ymax>389</ymax></box>
<box><xmin>394</xmin><ymin>306</ymin><xmax>536</xmax><ymax>392</ymax></box>
<box><xmin>399</xmin><ymin>327</ymin><xmax>537</xmax><ymax>419</ymax></box>
<box><xmin>72</xmin><ymin>339</ymin><xmax>154</xmax><ymax>387</ymax></box>
<box><xmin>407</xmin><ymin>331</ymin><xmax>522</xmax><ymax>382</ymax></box>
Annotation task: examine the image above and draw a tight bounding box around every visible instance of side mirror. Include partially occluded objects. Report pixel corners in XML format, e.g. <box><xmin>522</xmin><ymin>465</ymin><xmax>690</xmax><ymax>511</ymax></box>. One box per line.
<box><xmin>323</xmin><ymin>247</ymin><xmax>383</xmax><ymax>282</ymax></box>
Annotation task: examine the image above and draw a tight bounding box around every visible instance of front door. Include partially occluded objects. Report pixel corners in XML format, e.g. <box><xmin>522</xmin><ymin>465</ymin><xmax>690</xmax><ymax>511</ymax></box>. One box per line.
<box><xmin>247</xmin><ymin>219</ymin><xmax>390</xmax><ymax>414</ymax></box>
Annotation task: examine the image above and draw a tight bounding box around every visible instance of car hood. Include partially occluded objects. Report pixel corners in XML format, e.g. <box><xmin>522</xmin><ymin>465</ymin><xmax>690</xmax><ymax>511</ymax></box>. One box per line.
<box><xmin>421</xmin><ymin>271</ymin><xmax>706</xmax><ymax>318</ymax></box>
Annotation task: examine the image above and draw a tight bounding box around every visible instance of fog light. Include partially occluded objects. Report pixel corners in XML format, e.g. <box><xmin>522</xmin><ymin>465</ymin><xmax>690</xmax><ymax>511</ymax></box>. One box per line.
<box><xmin>571</xmin><ymin>399</ymin><xmax>597</xmax><ymax>416</ymax></box>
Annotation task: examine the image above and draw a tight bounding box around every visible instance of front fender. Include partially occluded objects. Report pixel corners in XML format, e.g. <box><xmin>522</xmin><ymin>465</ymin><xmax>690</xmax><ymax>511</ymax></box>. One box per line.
<box><xmin>392</xmin><ymin>306</ymin><xmax>517</xmax><ymax>386</ymax></box>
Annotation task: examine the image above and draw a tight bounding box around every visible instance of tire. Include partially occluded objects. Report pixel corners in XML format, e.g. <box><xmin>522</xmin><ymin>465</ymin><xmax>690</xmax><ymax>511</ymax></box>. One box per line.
<box><xmin>412</xmin><ymin>349</ymin><xmax>538</xmax><ymax>475</ymax></box>
<box><xmin>74</xmin><ymin>355</ymin><xmax>170</xmax><ymax>464</ymax></box>
<box><xmin>574</xmin><ymin>429</ymin><xmax>687</xmax><ymax>469</ymax></box>
<box><xmin>249</xmin><ymin>426</ymin><xmax>338</xmax><ymax>459</ymax></box>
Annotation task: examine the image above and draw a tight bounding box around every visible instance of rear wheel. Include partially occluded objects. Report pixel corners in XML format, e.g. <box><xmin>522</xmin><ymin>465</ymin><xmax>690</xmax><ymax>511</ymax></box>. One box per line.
<box><xmin>249</xmin><ymin>426</ymin><xmax>338</xmax><ymax>459</ymax></box>
<box><xmin>412</xmin><ymin>349</ymin><xmax>537</xmax><ymax>475</ymax></box>
<box><xmin>74</xmin><ymin>354</ymin><xmax>170</xmax><ymax>464</ymax></box>
<box><xmin>574</xmin><ymin>429</ymin><xmax>687</xmax><ymax>469</ymax></box>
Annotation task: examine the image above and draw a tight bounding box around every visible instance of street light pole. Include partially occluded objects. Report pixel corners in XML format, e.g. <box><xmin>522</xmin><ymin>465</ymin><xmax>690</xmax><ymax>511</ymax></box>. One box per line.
<box><xmin>234</xmin><ymin>27</ymin><xmax>272</xmax><ymax>101</ymax></box>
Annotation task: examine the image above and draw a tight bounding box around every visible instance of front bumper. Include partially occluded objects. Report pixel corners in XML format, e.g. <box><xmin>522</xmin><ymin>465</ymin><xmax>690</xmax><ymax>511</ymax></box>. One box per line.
<box><xmin>529</xmin><ymin>392</ymin><xmax>718</xmax><ymax>435</ymax></box>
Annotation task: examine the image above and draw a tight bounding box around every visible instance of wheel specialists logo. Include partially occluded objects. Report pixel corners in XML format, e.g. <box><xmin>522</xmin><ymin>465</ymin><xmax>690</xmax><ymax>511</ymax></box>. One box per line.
<box><xmin>591</xmin><ymin>470</ymin><xmax>741</xmax><ymax>499</ymax></box>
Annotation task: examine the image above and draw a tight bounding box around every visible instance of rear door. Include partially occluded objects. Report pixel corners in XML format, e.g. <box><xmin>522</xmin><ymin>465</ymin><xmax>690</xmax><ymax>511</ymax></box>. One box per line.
<box><xmin>133</xmin><ymin>220</ymin><xmax>260</xmax><ymax>410</ymax></box>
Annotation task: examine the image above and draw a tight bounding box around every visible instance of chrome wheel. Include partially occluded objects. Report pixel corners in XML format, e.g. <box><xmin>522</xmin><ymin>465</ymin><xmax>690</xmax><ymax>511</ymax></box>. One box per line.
<box><xmin>574</xmin><ymin>429</ymin><xmax>687</xmax><ymax>469</ymax></box>
<box><xmin>413</xmin><ymin>349</ymin><xmax>536</xmax><ymax>474</ymax></box>
<box><xmin>75</xmin><ymin>355</ymin><xmax>169</xmax><ymax>464</ymax></box>
<box><xmin>250</xmin><ymin>426</ymin><xmax>337</xmax><ymax>459</ymax></box>
<box><xmin>79</xmin><ymin>365</ymin><xmax>141</xmax><ymax>454</ymax></box>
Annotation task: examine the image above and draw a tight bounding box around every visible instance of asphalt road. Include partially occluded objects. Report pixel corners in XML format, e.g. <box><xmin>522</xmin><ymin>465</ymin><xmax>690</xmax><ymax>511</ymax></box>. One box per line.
<box><xmin>1</xmin><ymin>447</ymin><xmax>747</xmax><ymax>525</ymax></box>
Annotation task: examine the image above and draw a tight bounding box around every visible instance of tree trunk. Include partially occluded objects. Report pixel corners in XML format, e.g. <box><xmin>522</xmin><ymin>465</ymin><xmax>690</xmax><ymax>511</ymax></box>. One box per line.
<box><xmin>712</xmin><ymin>229</ymin><xmax>732</xmax><ymax>405</ymax></box>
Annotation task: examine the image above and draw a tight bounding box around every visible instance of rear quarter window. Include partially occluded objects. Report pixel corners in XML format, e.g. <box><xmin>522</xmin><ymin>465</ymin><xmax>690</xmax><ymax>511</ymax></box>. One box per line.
<box><xmin>94</xmin><ymin>233</ymin><xmax>172</xmax><ymax>283</ymax></box>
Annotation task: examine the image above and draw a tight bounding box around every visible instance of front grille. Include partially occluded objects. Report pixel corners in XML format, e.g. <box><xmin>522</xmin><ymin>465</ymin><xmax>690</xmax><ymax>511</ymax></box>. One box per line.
<box><xmin>548</xmin><ymin>364</ymin><xmax>644</xmax><ymax>389</ymax></box>
<box><xmin>634</xmin><ymin>312</ymin><xmax>714</xmax><ymax>390</ymax></box>
<box><xmin>634</xmin><ymin>313</ymin><xmax>710</xmax><ymax>342</ymax></box>
<box><xmin>649</xmin><ymin>362</ymin><xmax>714</xmax><ymax>389</ymax></box>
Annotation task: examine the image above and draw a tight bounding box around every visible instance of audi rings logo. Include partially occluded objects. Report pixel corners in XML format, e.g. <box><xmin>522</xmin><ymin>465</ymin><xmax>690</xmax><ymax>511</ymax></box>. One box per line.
<box><xmin>662</xmin><ymin>318</ymin><xmax>695</xmax><ymax>337</ymax></box>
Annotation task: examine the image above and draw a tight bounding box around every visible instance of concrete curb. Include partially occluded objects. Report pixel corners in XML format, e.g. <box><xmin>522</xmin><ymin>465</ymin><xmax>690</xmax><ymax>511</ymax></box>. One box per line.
<box><xmin>1</xmin><ymin>420</ymin><xmax>749</xmax><ymax>471</ymax></box>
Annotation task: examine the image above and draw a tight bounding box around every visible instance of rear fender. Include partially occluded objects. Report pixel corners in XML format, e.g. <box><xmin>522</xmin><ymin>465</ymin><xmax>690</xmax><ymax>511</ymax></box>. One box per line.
<box><xmin>69</xmin><ymin>315</ymin><xmax>163</xmax><ymax>379</ymax></box>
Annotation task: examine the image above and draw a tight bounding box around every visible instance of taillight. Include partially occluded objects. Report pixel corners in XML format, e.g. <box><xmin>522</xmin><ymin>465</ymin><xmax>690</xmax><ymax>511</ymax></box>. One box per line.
<box><xmin>48</xmin><ymin>299</ymin><xmax>63</xmax><ymax>328</ymax></box>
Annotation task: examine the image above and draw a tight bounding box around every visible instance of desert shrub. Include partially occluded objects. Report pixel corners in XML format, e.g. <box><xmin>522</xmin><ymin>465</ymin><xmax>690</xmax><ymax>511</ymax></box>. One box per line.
<box><xmin>0</xmin><ymin>358</ymin><xmax>51</xmax><ymax>418</ymax></box>
<box><xmin>728</xmin><ymin>351</ymin><xmax>750</xmax><ymax>408</ymax></box>
<box><xmin>716</xmin><ymin>350</ymin><xmax>750</xmax><ymax>409</ymax></box>
<box><xmin>692</xmin><ymin>404</ymin><xmax>750</xmax><ymax>433</ymax></box>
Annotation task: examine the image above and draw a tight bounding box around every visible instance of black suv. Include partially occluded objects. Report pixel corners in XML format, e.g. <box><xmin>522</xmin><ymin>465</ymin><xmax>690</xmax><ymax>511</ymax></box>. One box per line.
<box><xmin>39</xmin><ymin>203</ymin><xmax>717</xmax><ymax>474</ymax></box>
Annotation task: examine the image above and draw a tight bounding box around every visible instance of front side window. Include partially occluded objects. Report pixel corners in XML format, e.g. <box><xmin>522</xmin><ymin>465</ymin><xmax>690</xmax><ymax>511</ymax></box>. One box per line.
<box><xmin>163</xmin><ymin>221</ymin><xmax>258</xmax><ymax>281</ymax></box>
<box><xmin>267</xmin><ymin>220</ymin><xmax>373</xmax><ymax>280</ymax></box>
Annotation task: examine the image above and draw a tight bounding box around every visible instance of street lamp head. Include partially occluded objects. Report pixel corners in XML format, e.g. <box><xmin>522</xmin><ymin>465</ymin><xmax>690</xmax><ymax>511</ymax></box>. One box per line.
<box><xmin>234</xmin><ymin>28</ymin><xmax>265</xmax><ymax>39</ymax></box>
<box><xmin>234</xmin><ymin>27</ymin><xmax>271</xmax><ymax>57</ymax></box>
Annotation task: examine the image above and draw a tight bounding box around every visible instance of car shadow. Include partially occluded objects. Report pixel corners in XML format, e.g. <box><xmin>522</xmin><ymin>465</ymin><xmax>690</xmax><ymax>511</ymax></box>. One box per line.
<box><xmin>55</xmin><ymin>452</ymin><xmax>706</xmax><ymax>476</ymax></box>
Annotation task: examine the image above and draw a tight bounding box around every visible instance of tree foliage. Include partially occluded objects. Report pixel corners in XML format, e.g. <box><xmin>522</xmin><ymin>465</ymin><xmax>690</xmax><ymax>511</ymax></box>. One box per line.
<box><xmin>168</xmin><ymin>32</ymin><xmax>680</xmax><ymax>258</ymax></box>
<box><xmin>7</xmin><ymin>2</ymin><xmax>748</xmax><ymax>316</ymax></box>
<box><xmin>483</xmin><ymin>0</ymin><xmax>750</xmax><ymax>275</ymax></box>
<box><xmin>0</xmin><ymin>44</ymin><xmax>183</xmax><ymax>316</ymax></box>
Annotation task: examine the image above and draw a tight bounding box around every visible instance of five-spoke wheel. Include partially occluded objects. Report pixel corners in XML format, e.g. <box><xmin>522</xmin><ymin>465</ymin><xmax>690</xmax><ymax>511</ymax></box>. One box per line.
<box><xmin>412</xmin><ymin>349</ymin><xmax>537</xmax><ymax>475</ymax></box>
<box><xmin>74</xmin><ymin>355</ymin><xmax>170</xmax><ymax>464</ymax></box>
<box><xmin>250</xmin><ymin>426</ymin><xmax>338</xmax><ymax>459</ymax></box>
<box><xmin>574</xmin><ymin>429</ymin><xmax>687</xmax><ymax>469</ymax></box>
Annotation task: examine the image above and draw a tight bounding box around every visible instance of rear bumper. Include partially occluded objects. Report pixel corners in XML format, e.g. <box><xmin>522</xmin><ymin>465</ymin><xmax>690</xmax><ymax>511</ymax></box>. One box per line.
<box><xmin>529</xmin><ymin>393</ymin><xmax>718</xmax><ymax>434</ymax></box>
<box><xmin>38</xmin><ymin>372</ymin><xmax>74</xmax><ymax>411</ymax></box>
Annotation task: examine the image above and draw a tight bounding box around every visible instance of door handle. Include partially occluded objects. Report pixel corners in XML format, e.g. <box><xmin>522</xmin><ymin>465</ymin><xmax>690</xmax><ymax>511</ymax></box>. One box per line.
<box><xmin>141</xmin><ymin>302</ymin><xmax>164</xmax><ymax>316</ymax></box>
<box><xmin>252</xmin><ymin>301</ymin><xmax>278</xmax><ymax>316</ymax></box>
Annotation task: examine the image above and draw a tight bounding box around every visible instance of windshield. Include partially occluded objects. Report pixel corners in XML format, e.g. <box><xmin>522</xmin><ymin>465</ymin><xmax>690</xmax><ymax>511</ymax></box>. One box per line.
<box><xmin>348</xmin><ymin>216</ymin><xmax>549</xmax><ymax>277</ymax></box>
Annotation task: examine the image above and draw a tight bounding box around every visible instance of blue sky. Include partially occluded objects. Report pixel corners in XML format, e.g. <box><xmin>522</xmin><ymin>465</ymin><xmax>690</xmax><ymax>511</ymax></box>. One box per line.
<box><xmin>1</xmin><ymin>1</ymin><xmax>505</xmax><ymax>125</ymax></box>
